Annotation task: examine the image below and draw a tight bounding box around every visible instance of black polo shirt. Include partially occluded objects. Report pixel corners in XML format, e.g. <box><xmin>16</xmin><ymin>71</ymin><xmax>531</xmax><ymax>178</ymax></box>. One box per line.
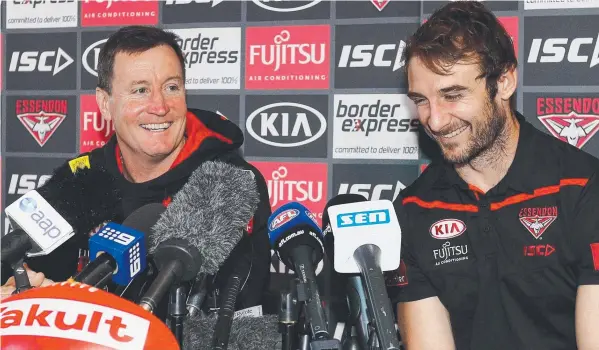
<box><xmin>388</xmin><ymin>113</ymin><xmax>599</xmax><ymax>350</ymax></box>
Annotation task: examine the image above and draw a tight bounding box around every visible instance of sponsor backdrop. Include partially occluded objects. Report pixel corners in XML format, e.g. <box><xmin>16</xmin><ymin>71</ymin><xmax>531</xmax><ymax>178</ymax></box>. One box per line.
<box><xmin>1</xmin><ymin>0</ymin><xmax>599</xmax><ymax>326</ymax></box>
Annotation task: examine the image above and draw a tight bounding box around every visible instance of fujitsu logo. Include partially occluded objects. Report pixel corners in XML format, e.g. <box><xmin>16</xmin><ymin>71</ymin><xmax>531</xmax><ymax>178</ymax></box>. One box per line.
<box><xmin>267</xmin><ymin>166</ymin><xmax>323</xmax><ymax>207</ymax></box>
<box><xmin>249</xmin><ymin>29</ymin><xmax>326</xmax><ymax>72</ymax></box>
<box><xmin>83</xmin><ymin>111</ymin><xmax>113</xmax><ymax>137</ymax></box>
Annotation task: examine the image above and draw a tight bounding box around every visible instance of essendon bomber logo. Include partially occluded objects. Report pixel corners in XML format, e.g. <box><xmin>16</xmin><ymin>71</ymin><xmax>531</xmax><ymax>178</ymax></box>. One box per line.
<box><xmin>519</xmin><ymin>206</ymin><xmax>558</xmax><ymax>239</ymax></box>
<box><xmin>246</xmin><ymin>25</ymin><xmax>330</xmax><ymax>90</ymax></box>
<box><xmin>536</xmin><ymin>97</ymin><xmax>599</xmax><ymax>149</ymax></box>
<box><xmin>371</xmin><ymin>0</ymin><xmax>390</xmax><ymax>11</ymax></box>
<box><xmin>16</xmin><ymin>99</ymin><xmax>67</xmax><ymax>147</ymax></box>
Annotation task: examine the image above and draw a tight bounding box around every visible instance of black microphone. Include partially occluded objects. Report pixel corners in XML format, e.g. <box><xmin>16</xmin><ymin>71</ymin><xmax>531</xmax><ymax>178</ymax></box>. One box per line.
<box><xmin>73</xmin><ymin>203</ymin><xmax>165</xmax><ymax>288</ymax></box>
<box><xmin>267</xmin><ymin>202</ymin><xmax>340</xmax><ymax>349</ymax></box>
<box><xmin>139</xmin><ymin>161</ymin><xmax>259</xmax><ymax>314</ymax></box>
<box><xmin>322</xmin><ymin>194</ymin><xmax>374</xmax><ymax>350</ymax></box>
<box><xmin>1</xmin><ymin>161</ymin><xmax>121</xmax><ymax>292</ymax></box>
<box><xmin>184</xmin><ymin>313</ymin><xmax>281</xmax><ymax>350</ymax></box>
<box><xmin>2</xmin><ymin>161</ymin><xmax>122</xmax><ymax>262</ymax></box>
<box><xmin>212</xmin><ymin>236</ymin><xmax>253</xmax><ymax>350</ymax></box>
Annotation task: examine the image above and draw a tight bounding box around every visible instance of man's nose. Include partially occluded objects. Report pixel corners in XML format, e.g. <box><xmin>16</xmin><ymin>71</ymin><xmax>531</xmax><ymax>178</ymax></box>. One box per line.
<box><xmin>426</xmin><ymin>100</ymin><xmax>451</xmax><ymax>133</ymax></box>
<box><xmin>148</xmin><ymin>91</ymin><xmax>169</xmax><ymax>116</ymax></box>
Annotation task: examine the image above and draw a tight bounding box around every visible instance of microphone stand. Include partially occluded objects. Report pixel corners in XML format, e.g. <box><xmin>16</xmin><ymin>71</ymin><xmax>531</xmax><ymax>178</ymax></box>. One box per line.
<box><xmin>167</xmin><ymin>283</ymin><xmax>187</xmax><ymax>348</ymax></box>
<box><xmin>279</xmin><ymin>279</ymin><xmax>300</xmax><ymax>350</ymax></box>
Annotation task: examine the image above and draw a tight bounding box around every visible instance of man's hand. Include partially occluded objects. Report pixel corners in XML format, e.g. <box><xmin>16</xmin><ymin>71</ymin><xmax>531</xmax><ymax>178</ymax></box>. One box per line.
<box><xmin>1</xmin><ymin>265</ymin><xmax>54</xmax><ymax>301</ymax></box>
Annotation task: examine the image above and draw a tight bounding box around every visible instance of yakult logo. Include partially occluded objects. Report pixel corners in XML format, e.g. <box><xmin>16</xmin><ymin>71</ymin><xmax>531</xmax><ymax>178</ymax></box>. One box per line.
<box><xmin>246</xmin><ymin>25</ymin><xmax>330</xmax><ymax>90</ymax></box>
<box><xmin>0</xmin><ymin>298</ymin><xmax>150</xmax><ymax>349</ymax></box>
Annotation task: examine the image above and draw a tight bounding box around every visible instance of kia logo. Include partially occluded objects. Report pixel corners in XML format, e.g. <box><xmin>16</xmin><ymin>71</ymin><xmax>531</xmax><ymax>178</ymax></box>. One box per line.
<box><xmin>246</xmin><ymin>102</ymin><xmax>326</xmax><ymax>148</ymax></box>
<box><xmin>82</xmin><ymin>39</ymin><xmax>108</xmax><ymax>77</ymax></box>
<box><xmin>252</xmin><ymin>0</ymin><xmax>322</xmax><ymax>12</ymax></box>
<box><xmin>429</xmin><ymin>219</ymin><xmax>467</xmax><ymax>239</ymax></box>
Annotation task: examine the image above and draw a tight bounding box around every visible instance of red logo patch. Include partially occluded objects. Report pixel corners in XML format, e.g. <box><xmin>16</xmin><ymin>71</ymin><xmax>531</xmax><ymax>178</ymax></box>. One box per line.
<box><xmin>246</xmin><ymin>217</ymin><xmax>254</xmax><ymax>235</ymax></box>
<box><xmin>538</xmin><ymin>112</ymin><xmax>599</xmax><ymax>149</ymax></box>
<box><xmin>385</xmin><ymin>259</ymin><xmax>408</xmax><ymax>287</ymax></box>
<box><xmin>519</xmin><ymin>206</ymin><xmax>558</xmax><ymax>239</ymax></box>
<box><xmin>18</xmin><ymin>112</ymin><xmax>65</xmax><ymax>147</ymax></box>
<box><xmin>523</xmin><ymin>244</ymin><xmax>556</xmax><ymax>257</ymax></box>
<box><xmin>591</xmin><ymin>243</ymin><xmax>599</xmax><ymax>271</ymax></box>
<box><xmin>370</xmin><ymin>0</ymin><xmax>390</xmax><ymax>11</ymax></box>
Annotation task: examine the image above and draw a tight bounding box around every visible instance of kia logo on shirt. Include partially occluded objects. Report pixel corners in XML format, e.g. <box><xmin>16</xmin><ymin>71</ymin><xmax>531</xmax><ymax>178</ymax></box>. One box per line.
<box><xmin>247</xmin><ymin>0</ymin><xmax>329</xmax><ymax>21</ymax></box>
<box><xmin>244</xmin><ymin>95</ymin><xmax>328</xmax><ymax>158</ymax></box>
<box><xmin>524</xmin><ymin>15</ymin><xmax>599</xmax><ymax>86</ymax></box>
<box><xmin>6</xmin><ymin>33</ymin><xmax>77</xmax><ymax>90</ymax></box>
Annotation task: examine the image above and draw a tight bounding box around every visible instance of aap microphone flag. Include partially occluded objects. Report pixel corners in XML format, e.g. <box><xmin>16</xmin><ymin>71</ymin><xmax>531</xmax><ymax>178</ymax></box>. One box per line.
<box><xmin>0</xmin><ymin>282</ymin><xmax>179</xmax><ymax>350</ymax></box>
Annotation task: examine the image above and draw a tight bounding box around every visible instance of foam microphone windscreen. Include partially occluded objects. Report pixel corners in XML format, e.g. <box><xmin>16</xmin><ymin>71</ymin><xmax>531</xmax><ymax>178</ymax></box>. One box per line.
<box><xmin>183</xmin><ymin>314</ymin><xmax>281</xmax><ymax>350</ymax></box>
<box><xmin>37</xmin><ymin>161</ymin><xmax>122</xmax><ymax>236</ymax></box>
<box><xmin>149</xmin><ymin>161</ymin><xmax>260</xmax><ymax>275</ymax></box>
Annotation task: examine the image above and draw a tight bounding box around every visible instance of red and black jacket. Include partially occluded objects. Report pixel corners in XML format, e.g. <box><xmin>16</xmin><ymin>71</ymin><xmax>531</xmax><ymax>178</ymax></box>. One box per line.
<box><xmin>23</xmin><ymin>108</ymin><xmax>272</xmax><ymax>319</ymax></box>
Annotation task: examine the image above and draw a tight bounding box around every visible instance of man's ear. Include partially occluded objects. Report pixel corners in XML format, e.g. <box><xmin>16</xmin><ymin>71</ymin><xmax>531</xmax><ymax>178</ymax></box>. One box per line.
<box><xmin>496</xmin><ymin>66</ymin><xmax>518</xmax><ymax>102</ymax></box>
<box><xmin>96</xmin><ymin>88</ymin><xmax>112</xmax><ymax>122</ymax></box>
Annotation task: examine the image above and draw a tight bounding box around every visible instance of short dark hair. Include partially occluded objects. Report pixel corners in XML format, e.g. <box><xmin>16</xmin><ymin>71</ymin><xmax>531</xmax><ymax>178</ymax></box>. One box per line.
<box><xmin>402</xmin><ymin>1</ymin><xmax>517</xmax><ymax>99</ymax></box>
<box><xmin>97</xmin><ymin>26</ymin><xmax>186</xmax><ymax>94</ymax></box>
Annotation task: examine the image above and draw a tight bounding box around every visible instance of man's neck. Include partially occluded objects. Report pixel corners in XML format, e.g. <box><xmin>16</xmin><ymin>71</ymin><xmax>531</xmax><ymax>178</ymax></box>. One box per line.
<box><xmin>119</xmin><ymin>140</ymin><xmax>185</xmax><ymax>183</ymax></box>
<box><xmin>454</xmin><ymin>114</ymin><xmax>520</xmax><ymax>194</ymax></box>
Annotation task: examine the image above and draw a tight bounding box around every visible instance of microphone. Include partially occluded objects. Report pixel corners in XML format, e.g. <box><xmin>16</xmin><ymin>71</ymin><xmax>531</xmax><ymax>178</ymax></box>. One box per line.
<box><xmin>185</xmin><ymin>272</ymin><xmax>210</xmax><ymax>317</ymax></box>
<box><xmin>184</xmin><ymin>313</ymin><xmax>281</xmax><ymax>350</ymax></box>
<box><xmin>73</xmin><ymin>203</ymin><xmax>165</xmax><ymax>288</ymax></box>
<box><xmin>212</xmin><ymin>236</ymin><xmax>253</xmax><ymax>350</ymax></box>
<box><xmin>2</xmin><ymin>161</ymin><xmax>122</xmax><ymax>262</ymax></box>
<box><xmin>267</xmin><ymin>202</ymin><xmax>339</xmax><ymax>348</ymax></box>
<box><xmin>139</xmin><ymin>161</ymin><xmax>259</xmax><ymax>314</ymax></box>
<box><xmin>0</xmin><ymin>281</ymin><xmax>179</xmax><ymax>349</ymax></box>
<box><xmin>326</xmin><ymin>200</ymin><xmax>403</xmax><ymax>350</ymax></box>
<box><xmin>322</xmin><ymin>194</ymin><xmax>374</xmax><ymax>350</ymax></box>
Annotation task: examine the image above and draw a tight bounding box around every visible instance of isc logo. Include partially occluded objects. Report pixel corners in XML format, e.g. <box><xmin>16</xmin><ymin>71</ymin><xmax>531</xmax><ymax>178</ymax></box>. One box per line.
<box><xmin>337</xmin><ymin>209</ymin><xmax>390</xmax><ymax>228</ymax></box>
<box><xmin>8</xmin><ymin>174</ymin><xmax>52</xmax><ymax>195</ymax></box>
<box><xmin>338</xmin><ymin>42</ymin><xmax>406</xmax><ymax>71</ymax></box>
<box><xmin>9</xmin><ymin>48</ymin><xmax>74</xmax><ymax>75</ymax></box>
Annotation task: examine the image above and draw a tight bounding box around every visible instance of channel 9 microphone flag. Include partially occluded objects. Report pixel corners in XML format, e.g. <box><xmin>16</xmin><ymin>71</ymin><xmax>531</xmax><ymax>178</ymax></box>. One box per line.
<box><xmin>2</xmin><ymin>160</ymin><xmax>122</xmax><ymax>263</ymax></box>
<box><xmin>327</xmin><ymin>199</ymin><xmax>402</xmax><ymax>349</ymax></box>
<box><xmin>74</xmin><ymin>203</ymin><xmax>166</xmax><ymax>288</ymax></box>
<box><xmin>0</xmin><ymin>282</ymin><xmax>179</xmax><ymax>350</ymax></box>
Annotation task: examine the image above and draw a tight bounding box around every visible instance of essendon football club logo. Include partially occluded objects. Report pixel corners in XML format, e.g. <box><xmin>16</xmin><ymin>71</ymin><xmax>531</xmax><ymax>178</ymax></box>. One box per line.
<box><xmin>17</xmin><ymin>112</ymin><xmax>65</xmax><ymax>147</ymax></box>
<box><xmin>371</xmin><ymin>0</ymin><xmax>390</xmax><ymax>11</ymax></box>
<box><xmin>518</xmin><ymin>206</ymin><xmax>558</xmax><ymax>239</ymax></box>
<box><xmin>538</xmin><ymin>112</ymin><xmax>599</xmax><ymax>149</ymax></box>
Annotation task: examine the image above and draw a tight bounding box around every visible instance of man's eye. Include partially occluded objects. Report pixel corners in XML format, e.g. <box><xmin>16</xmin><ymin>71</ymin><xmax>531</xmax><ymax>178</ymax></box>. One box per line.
<box><xmin>166</xmin><ymin>84</ymin><xmax>180</xmax><ymax>91</ymax></box>
<box><xmin>445</xmin><ymin>94</ymin><xmax>462</xmax><ymax>101</ymax></box>
<box><xmin>412</xmin><ymin>98</ymin><xmax>426</xmax><ymax>106</ymax></box>
<box><xmin>134</xmin><ymin>87</ymin><xmax>148</xmax><ymax>94</ymax></box>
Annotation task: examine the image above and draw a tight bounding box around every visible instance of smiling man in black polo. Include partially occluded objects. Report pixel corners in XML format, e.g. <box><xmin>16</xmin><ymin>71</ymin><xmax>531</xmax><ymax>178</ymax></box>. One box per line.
<box><xmin>387</xmin><ymin>2</ymin><xmax>599</xmax><ymax>350</ymax></box>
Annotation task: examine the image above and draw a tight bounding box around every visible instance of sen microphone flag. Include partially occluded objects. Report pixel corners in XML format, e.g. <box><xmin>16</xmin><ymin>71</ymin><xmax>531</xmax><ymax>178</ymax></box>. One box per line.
<box><xmin>326</xmin><ymin>199</ymin><xmax>402</xmax><ymax>274</ymax></box>
<box><xmin>89</xmin><ymin>222</ymin><xmax>147</xmax><ymax>286</ymax></box>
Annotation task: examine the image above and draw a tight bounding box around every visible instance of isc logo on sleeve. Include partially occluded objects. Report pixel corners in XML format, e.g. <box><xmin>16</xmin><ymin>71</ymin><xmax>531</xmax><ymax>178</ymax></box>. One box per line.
<box><xmin>337</xmin><ymin>209</ymin><xmax>390</xmax><ymax>228</ymax></box>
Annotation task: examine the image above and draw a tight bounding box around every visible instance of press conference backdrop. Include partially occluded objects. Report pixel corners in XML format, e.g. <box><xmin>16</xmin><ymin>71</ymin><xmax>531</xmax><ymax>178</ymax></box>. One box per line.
<box><xmin>1</xmin><ymin>0</ymin><xmax>599</xmax><ymax>314</ymax></box>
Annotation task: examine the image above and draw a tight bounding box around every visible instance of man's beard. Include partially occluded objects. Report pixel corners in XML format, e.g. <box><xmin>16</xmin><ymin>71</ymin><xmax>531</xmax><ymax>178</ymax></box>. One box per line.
<box><xmin>435</xmin><ymin>99</ymin><xmax>508</xmax><ymax>166</ymax></box>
